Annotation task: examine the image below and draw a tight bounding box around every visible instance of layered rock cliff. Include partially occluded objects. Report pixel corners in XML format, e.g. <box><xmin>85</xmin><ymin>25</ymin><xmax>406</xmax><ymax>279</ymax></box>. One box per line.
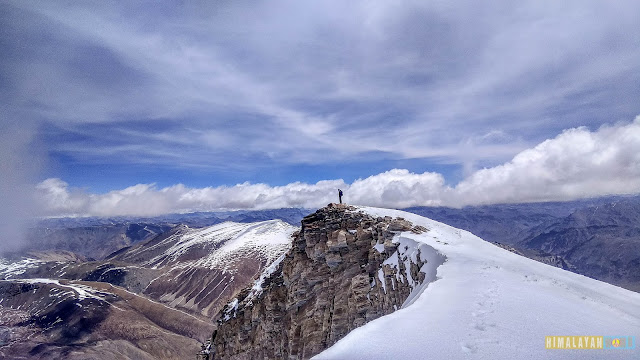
<box><xmin>213</xmin><ymin>204</ymin><xmax>445</xmax><ymax>359</ymax></box>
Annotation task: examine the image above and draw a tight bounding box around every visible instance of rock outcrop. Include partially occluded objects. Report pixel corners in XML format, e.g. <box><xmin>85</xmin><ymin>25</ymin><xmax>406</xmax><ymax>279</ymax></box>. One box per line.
<box><xmin>213</xmin><ymin>204</ymin><xmax>443</xmax><ymax>359</ymax></box>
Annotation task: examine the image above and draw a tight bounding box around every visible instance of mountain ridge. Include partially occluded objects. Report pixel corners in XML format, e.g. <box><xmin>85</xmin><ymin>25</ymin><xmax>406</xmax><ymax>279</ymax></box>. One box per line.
<box><xmin>0</xmin><ymin>219</ymin><xmax>298</xmax><ymax>359</ymax></box>
<box><xmin>211</xmin><ymin>204</ymin><xmax>640</xmax><ymax>359</ymax></box>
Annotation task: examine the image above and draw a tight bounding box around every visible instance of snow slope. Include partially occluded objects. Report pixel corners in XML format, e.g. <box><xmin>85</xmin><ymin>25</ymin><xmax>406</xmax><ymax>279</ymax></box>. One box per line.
<box><xmin>315</xmin><ymin>207</ymin><xmax>640</xmax><ymax>360</ymax></box>
<box><xmin>125</xmin><ymin>220</ymin><xmax>297</xmax><ymax>316</ymax></box>
<box><xmin>128</xmin><ymin>220</ymin><xmax>296</xmax><ymax>271</ymax></box>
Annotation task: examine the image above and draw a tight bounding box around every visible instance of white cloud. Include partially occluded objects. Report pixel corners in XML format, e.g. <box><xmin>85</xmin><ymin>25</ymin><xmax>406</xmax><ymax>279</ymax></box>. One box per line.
<box><xmin>453</xmin><ymin>117</ymin><xmax>640</xmax><ymax>205</ymax></box>
<box><xmin>35</xmin><ymin>178</ymin><xmax>347</xmax><ymax>217</ymax></box>
<box><xmin>35</xmin><ymin>178</ymin><xmax>88</xmax><ymax>213</ymax></box>
<box><xmin>33</xmin><ymin>119</ymin><xmax>640</xmax><ymax>217</ymax></box>
<box><xmin>348</xmin><ymin>169</ymin><xmax>449</xmax><ymax>208</ymax></box>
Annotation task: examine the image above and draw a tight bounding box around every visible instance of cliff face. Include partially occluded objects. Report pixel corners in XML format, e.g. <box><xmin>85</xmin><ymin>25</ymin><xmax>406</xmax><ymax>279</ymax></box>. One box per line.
<box><xmin>213</xmin><ymin>204</ymin><xmax>443</xmax><ymax>359</ymax></box>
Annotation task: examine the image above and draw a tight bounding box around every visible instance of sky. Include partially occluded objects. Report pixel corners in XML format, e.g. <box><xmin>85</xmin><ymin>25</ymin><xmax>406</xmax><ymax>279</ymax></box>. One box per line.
<box><xmin>1</xmin><ymin>0</ymin><xmax>640</xmax><ymax>223</ymax></box>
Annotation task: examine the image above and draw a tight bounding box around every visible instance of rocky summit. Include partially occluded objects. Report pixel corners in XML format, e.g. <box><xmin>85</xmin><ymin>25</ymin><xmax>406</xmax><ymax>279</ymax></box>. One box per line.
<box><xmin>213</xmin><ymin>204</ymin><xmax>440</xmax><ymax>359</ymax></box>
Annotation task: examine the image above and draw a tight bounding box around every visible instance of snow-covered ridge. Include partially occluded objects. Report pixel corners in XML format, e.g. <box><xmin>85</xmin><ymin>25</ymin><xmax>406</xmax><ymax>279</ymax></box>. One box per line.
<box><xmin>140</xmin><ymin>220</ymin><xmax>297</xmax><ymax>271</ymax></box>
<box><xmin>316</xmin><ymin>206</ymin><xmax>640</xmax><ymax>360</ymax></box>
<box><xmin>132</xmin><ymin>219</ymin><xmax>298</xmax><ymax>317</ymax></box>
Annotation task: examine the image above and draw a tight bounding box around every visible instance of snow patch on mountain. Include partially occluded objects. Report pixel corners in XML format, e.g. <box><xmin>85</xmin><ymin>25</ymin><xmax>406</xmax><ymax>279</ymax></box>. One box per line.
<box><xmin>14</xmin><ymin>278</ymin><xmax>113</xmax><ymax>302</ymax></box>
<box><xmin>144</xmin><ymin>220</ymin><xmax>296</xmax><ymax>272</ymax></box>
<box><xmin>0</xmin><ymin>257</ymin><xmax>43</xmax><ymax>279</ymax></box>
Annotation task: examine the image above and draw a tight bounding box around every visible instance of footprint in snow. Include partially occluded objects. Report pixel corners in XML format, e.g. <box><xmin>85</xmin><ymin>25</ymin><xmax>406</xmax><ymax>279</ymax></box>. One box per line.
<box><xmin>460</xmin><ymin>342</ymin><xmax>478</xmax><ymax>353</ymax></box>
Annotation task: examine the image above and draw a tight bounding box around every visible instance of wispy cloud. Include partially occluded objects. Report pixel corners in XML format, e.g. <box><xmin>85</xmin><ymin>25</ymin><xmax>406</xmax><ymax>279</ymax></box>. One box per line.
<box><xmin>34</xmin><ymin>119</ymin><xmax>640</xmax><ymax>216</ymax></box>
<box><xmin>3</xmin><ymin>0</ymin><xmax>639</xmax><ymax>176</ymax></box>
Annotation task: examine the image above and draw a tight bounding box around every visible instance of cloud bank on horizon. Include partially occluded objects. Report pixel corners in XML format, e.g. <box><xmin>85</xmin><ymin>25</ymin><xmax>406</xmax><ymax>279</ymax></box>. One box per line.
<box><xmin>36</xmin><ymin>118</ymin><xmax>640</xmax><ymax>217</ymax></box>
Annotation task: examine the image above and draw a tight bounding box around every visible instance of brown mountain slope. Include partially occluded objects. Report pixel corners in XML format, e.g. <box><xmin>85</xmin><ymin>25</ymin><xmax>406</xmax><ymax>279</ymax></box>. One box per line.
<box><xmin>0</xmin><ymin>279</ymin><xmax>214</xmax><ymax>360</ymax></box>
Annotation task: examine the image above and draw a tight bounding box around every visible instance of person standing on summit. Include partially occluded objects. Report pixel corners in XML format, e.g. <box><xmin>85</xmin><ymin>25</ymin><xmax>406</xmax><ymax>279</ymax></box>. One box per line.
<box><xmin>338</xmin><ymin>189</ymin><xmax>343</xmax><ymax>204</ymax></box>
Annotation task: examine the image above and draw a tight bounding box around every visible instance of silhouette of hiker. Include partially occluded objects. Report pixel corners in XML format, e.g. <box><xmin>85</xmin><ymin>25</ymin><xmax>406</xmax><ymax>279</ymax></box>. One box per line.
<box><xmin>338</xmin><ymin>189</ymin><xmax>343</xmax><ymax>204</ymax></box>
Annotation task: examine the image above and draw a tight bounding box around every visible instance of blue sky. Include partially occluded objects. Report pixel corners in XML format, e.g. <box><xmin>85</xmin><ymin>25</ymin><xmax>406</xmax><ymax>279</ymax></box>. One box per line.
<box><xmin>1</xmin><ymin>0</ymin><xmax>640</xmax><ymax>219</ymax></box>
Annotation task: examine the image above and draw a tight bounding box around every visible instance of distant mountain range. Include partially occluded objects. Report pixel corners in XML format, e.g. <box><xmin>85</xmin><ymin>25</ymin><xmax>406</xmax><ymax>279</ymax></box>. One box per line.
<box><xmin>13</xmin><ymin>197</ymin><xmax>640</xmax><ymax>292</ymax></box>
<box><xmin>403</xmin><ymin>195</ymin><xmax>632</xmax><ymax>245</ymax></box>
<box><xmin>18</xmin><ymin>208</ymin><xmax>311</xmax><ymax>260</ymax></box>
<box><xmin>34</xmin><ymin>208</ymin><xmax>312</xmax><ymax>229</ymax></box>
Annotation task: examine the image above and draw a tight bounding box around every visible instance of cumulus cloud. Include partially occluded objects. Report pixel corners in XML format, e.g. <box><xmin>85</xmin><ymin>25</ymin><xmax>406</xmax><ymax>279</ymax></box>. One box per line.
<box><xmin>453</xmin><ymin>117</ymin><xmax>640</xmax><ymax>205</ymax></box>
<box><xmin>35</xmin><ymin>178</ymin><xmax>347</xmax><ymax>217</ymax></box>
<box><xmin>33</xmin><ymin>119</ymin><xmax>640</xmax><ymax>217</ymax></box>
<box><xmin>348</xmin><ymin>169</ymin><xmax>449</xmax><ymax>208</ymax></box>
